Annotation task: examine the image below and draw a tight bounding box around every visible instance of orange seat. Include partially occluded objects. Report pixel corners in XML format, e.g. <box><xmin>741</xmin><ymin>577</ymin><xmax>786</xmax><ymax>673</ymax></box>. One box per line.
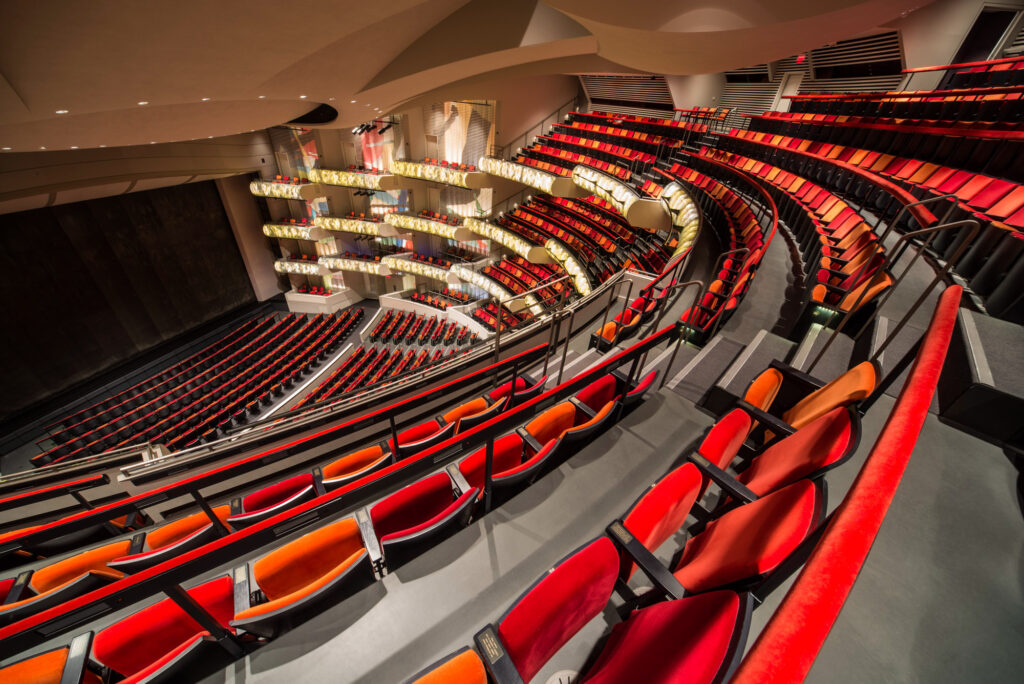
<box><xmin>409</xmin><ymin>648</ymin><xmax>487</xmax><ymax>684</ymax></box>
<box><xmin>0</xmin><ymin>635</ymin><xmax>101</xmax><ymax>684</ymax></box>
<box><xmin>231</xmin><ymin>517</ymin><xmax>372</xmax><ymax>637</ymax></box>
<box><xmin>442</xmin><ymin>397</ymin><xmax>489</xmax><ymax>426</ymax></box>
<box><xmin>781</xmin><ymin>361</ymin><xmax>876</xmax><ymax>431</ymax></box>
<box><xmin>144</xmin><ymin>506</ymin><xmax>231</xmax><ymax>551</ymax></box>
<box><xmin>322</xmin><ymin>445</ymin><xmax>389</xmax><ymax>487</ymax></box>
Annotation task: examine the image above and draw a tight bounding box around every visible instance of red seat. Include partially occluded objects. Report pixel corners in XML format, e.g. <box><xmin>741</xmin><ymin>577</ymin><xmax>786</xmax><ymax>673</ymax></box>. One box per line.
<box><xmin>227</xmin><ymin>473</ymin><xmax>317</xmax><ymax>528</ymax></box>
<box><xmin>92</xmin><ymin>576</ymin><xmax>235</xmax><ymax>683</ymax></box>
<box><xmin>621</xmin><ymin>463</ymin><xmax>703</xmax><ymax>580</ymax></box>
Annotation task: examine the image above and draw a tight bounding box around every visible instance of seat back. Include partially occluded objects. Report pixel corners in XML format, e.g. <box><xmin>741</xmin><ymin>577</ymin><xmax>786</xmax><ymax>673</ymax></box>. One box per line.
<box><xmin>698</xmin><ymin>408</ymin><xmax>753</xmax><ymax>470</ymax></box>
<box><xmin>370</xmin><ymin>472</ymin><xmax>454</xmax><ymax>540</ymax></box>
<box><xmin>524</xmin><ymin>402</ymin><xmax>577</xmax><ymax>447</ymax></box>
<box><xmin>458</xmin><ymin>434</ymin><xmax>525</xmax><ymax>490</ymax></box>
<box><xmin>322</xmin><ymin>445</ymin><xmax>387</xmax><ymax>481</ymax></box>
<box><xmin>146</xmin><ymin>506</ymin><xmax>231</xmax><ymax>551</ymax></box>
<box><xmin>782</xmin><ymin>361</ymin><xmax>876</xmax><ymax>431</ymax></box>
<box><xmin>622</xmin><ymin>463</ymin><xmax>703</xmax><ymax>579</ymax></box>
<box><xmin>30</xmin><ymin>540</ymin><xmax>130</xmax><ymax>593</ymax></box>
<box><xmin>497</xmin><ymin>538</ymin><xmax>619</xmax><ymax>682</ymax></box>
<box><xmin>743</xmin><ymin>368</ymin><xmax>783</xmax><ymax>412</ymax></box>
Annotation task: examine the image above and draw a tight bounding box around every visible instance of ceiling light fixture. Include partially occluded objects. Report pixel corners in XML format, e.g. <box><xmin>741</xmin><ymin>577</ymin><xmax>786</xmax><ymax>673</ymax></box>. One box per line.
<box><xmin>55</xmin><ymin>109</ymin><xmax>69</xmax><ymax>114</ymax></box>
<box><xmin>299</xmin><ymin>94</ymin><xmax>307</xmax><ymax>99</ymax></box>
<box><xmin>258</xmin><ymin>95</ymin><xmax>267</xmax><ymax>99</ymax></box>
<box><xmin>350</xmin><ymin>99</ymin><xmax>356</xmax><ymax>103</ymax></box>
<box><xmin>201</xmin><ymin>97</ymin><xmax>211</xmax><ymax>101</ymax></box>
<box><xmin>39</xmin><ymin>146</ymin><xmax>46</xmax><ymax>150</ymax></box>
<box><xmin>150</xmin><ymin>141</ymin><xmax>156</xmax><ymax>144</ymax></box>
<box><xmin>378</xmin><ymin>123</ymin><xmax>393</xmax><ymax>135</ymax></box>
<box><xmin>2</xmin><ymin>147</ymin><xmax>11</xmax><ymax>151</ymax></box>
<box><xmin>208</xmin><ymin>135</ymin><xmax>213</xmax><ymax>139</ymax></box>
<box><xmin>70</xmin><ymin>145</ymin><xmax>78</xmax><ymax>149</ymax></box>
<box><xmin>138</xmin><ymin>101</ymin><xmax>149</xmax><ymax>105</ymax></box>
<box><xmin>99</xmin><ymin>144</ymin><xmax>106</xmax><ymax>148</ymax></box>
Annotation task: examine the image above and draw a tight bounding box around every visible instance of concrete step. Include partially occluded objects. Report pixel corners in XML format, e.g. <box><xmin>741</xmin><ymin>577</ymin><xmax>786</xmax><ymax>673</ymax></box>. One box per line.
<box><xmin>701</xmin><ymin>329</ymin><xmax>796</xmax><ymax>415</ymax></box>
<box><xmin>665</xmin><ymin>335</ymin><xmax>747</xmax><ymax>405</ymax></box>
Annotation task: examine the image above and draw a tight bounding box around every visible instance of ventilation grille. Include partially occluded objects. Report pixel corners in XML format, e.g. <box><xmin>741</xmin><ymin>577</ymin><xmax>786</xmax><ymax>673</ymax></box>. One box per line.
<box><xmin>719</xmin><ymin>81</ymin><xmax>781</xmax><ymax>129</ymax></box>
<box><xmin>580</xmin><ymin>75</ymin><xmax>674</xmax><ymax>114</ymax></box>
<box><xmin>799</xmin><ymin>74</ymin><xmax>905</xmax><ymax>93</ymax></box>
<box><xmin>810</xmin><ymin>31</ymin><xmax>902</xmax><ymax>67</ymax></box>
<box><xmin>1004</xmin><ymin>16</ymin><xmax>1024</xmax><ymax>55</ymax></box>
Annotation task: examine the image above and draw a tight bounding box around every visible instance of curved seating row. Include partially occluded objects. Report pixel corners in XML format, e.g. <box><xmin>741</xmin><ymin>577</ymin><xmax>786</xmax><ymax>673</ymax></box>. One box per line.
<box><xmin>0</xmin><ymin>370</ymin><xmax>657</xmax><ymax>682</ymax></box>
<box><xmin>787</xmin><ymin>85</ymin><xmax>1024</xmax><ymax>122</ymax></box>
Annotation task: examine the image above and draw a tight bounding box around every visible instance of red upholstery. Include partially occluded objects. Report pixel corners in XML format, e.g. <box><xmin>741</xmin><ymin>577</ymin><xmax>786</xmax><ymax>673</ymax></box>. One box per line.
<box><xmin>92</xmin><ymin>576</ymin><xmax>234</xmax><ymax>678</ymax></box>
<box><xmin>458</xmin><ymin>434</ymin><xmax>525</xmax><ymax>490</ymax></box>
<box><xmin>673</xmin><ymin>480</ymin><xmax>819</xmax><ymax>593</ymax></box>
<box><xmin>737</xmin><ymin>407</ymin><xmax>855</xmax><ymax>496</ymax></box>
<box><xmin>732</xmin><ymin>286</ymin><xmax>962</xmax><ymax>684</ymax></box>
<box><xmin>0</xmin><ymin>577</ymin><xmax>14</xmax><ymax>603</ymax></box>
<box><xmin>576</xmin><ymin>375</ymin><xmax>618</xmax><ymax>414</ymax></box>
<box><xmin>622</xmin><ymin>463</ymin><xmax>703</xmax><ymax>579</ymax></box>
<box><xmin>498</xmin><ymin>538</ymin><xmax>619</xmax><ymax>682</ymax></box>
<box><xmin>371</xmin><ymin>472</ymin><xmax>458</xmax><ymax>541</ymax></box>
<box><xmin>699</xmin><ymin>408</ymin><xmax>752</xmax><ymax>469</ymax></box>
<box><xmin>582</xmin><ymin>590</ymin><xmax>743</xmax><ymax>684</ymax></box>
<box><xmin>390</xmin><ymin>420</ymin><xmax>442</xmax><ymax>451</ymax></box>
<box><xmin>241</xmin><ymin>473</ymin><xmax>313</xmax><ymax>513</ymax></box>
<box><xmin>488</xmin><ymin>377</ymin><xmax>529</xmax><ymax>401</ymax></box>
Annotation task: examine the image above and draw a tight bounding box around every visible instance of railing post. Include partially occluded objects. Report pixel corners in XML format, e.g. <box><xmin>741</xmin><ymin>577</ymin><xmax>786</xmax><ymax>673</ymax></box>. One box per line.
<box><xmin>164</xmin><ymin>584</ymin><xmax>245</xmax><ymax>658</ymax></box>
<box><xmin>190</xmin><ymin>490</ymin><xmax>231</xmax><ymax>536</ymax></box>
<box><xmin>483</xmin><ymin>435</ymin><xmax>495</xmax><ymax>515</ymax></box>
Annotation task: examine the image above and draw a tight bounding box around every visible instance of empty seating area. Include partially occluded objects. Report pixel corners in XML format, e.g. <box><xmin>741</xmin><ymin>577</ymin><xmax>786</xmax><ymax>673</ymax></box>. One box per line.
<box><xmin>472</xmin><ymin>301</ymin><xmax>532</xmax><ymax>332</ymax></box>
<box><xmin>409</xmin><ymin>252</ymin><xmax>452</xmax><ymax>269</ymax></box>
<box><xmin>482</xmin><ymin>257</ymin><xmax>569</xmax><ymax>306</ymax></box>
<box><xmin>33</xmin><ymin>310</ymin><xmax>362</xmax><ymax>465</ymax></box>
<box><xmin>296</xmin><ymin>284</ymin><xmax>333</xmax><ymax>296</ymax></box>
<box><xmin>420</xmin><ymin>157</ymin><xmax>477</xmax><ymax>172</ymax></box>
<box><xmin>418</xmin><ymin>209</ymin><xmax>461</xmax><ymax>226</ymax></box>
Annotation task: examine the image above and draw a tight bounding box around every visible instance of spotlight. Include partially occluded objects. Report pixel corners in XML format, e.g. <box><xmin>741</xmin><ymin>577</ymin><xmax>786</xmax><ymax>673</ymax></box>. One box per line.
<box><xmin>352</xmin><ymin>126</ymin><xmax>361</xmax><ymax>134</ymax></box>
<box><xmin>378</xmin><ymin>123</ymin><xmax>393</xmax><ymax>135</ymax></box>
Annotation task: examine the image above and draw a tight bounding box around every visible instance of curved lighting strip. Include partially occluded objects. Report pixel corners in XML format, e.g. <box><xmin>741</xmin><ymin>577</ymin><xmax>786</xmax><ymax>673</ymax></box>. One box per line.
<box><xmin>477</xmin><ymin>156</ymin><xmax>557</xmax><ymax>194</ymax></box>
<box><xmin>463</xmin><ymin>218</ymin><xmax>534</xmax><ymax>260</ymax></box>
<box><xmin>274</xmin><ymin>259</ymin><xmax>321</xmax><ymax>276</ymax></box>
<box><xmin>391</xmin><ymin>160</ymin><xmax>472</xmax><ymax>188</ymax></box>
<box><xmin>263</xmin><ymin>223</ymin><xmax>313</xmax><ymax>240</ymax></box>
<box><xmin>319</xmin><ymin>257</ymin><xmax>389</xmax><ymax>276</ymax></box>
<box><xmin>381</xmin><ymin>255</ymin><xmax>451</xmax><ymax>283</ymax></box>
<box><xmin>571</xmin><ymin>165</ymin><xmax>640</xmax><ymax>217</ymax></box>
<box><xmin>544</xmin><ymin>238</ymin><xmax>592</xmax><ymax>297</ymax></box>
<box><xmin>661</xmin><ymin>181</ymin><xmax>701</xmax><ymax>254</ymax></box>
<box><xmin>451</xmin><ymin>264</ymin><xmax>514</xmax><ymax>302</ymax></box>
<box><xmin>249</xmin><ymin>180</ymin><xmax>308</xmax><ymax>200</ymax></box>
<box><xmin>314</xmin><ymin>216</ymin><xmax>386</xmax><ymax>237</ymax></box>
<box><xmin>386</xmin><ymin>213</ymin><xmax>460</xmax><ymax>240</ymax></box>
<box><xmin>309</xmin><ymin>168</ymin><xmax>384</xmax><ymax>190</ymax></box>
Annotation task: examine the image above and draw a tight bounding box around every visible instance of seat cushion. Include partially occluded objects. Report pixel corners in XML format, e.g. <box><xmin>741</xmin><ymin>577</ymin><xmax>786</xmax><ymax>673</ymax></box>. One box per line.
<box><xmin>442</xmin><ymin>398</ymin><xmax>489</xmax><ymax>425</ymax></box>
<box><xmin>576</xmin><ymin>375</ymin><xmax>618</xmax><ymax>414</ymax></box>
<box><xmin>411</xmin><ymin>649</ymin><xmax>487</xmax><ymax>684</ymax></box>
<box><xmin>738</xmin><ymin>407</ymin><xmax>855</xmax><ymax>496</ymax></box>
<box><xmin>498</xmin><ymin>538</ymin><xmax>619</xmax><ymax>682</ymax></box>
<box><xmin>525</xmin><ymin>402</ymin><xmax>577</xmax><ymax>446</ymax></box>
<box><xmin>30</xmin><ymin>540</ymin><xmax>130</xmax><ymax>593</ymax></box>
<box><xmin>673</xmin><ymin>481</ymin><xmax>818</xmax><ymax>593</ymax></box>
<box><xmin>323</xmin><ymin>445</ymin><xmax>388</xmax><ymax>481</ymax></box>
<box><xmin>371</xmin><ymin>472</ymin><xmax>455</xmax><ymax>541</ymax></box>
<box><xmin>145</xmin><ymin>506</ymin><xmax>231</xmax><ymax>551</ymax></box>
<box><xmin>92</xmin><ymin>576</ymin><xmax>234</xmax><ymax>677</ymax></box>
<box><xmin>698</xmin><ymin>409</ymin><xmax>752</xmax><ymax>470</ymax></box>
<box><xmin>0</xmin><ymin>646</ymin><xmax>103</xmax><ymax>684</ymax></box>
<box><xmin>458</xmin><ymin>434</ymin><xmax>525</xmax><ymax>491</ymax></box>
<box><xmin>241</xmin><ymin>473</ymin><xmax>314</xmax><ymax>513</ymax></box>
<box><xmin>744</xmin><ymin>369</ymin><xmax>783</xmax><ymax>412</ymax></box>
<box><xmin>782</xmin><ymin>362</ymin><xmax>876</xmax><ymax>431</ymax></box>
<box><xmin>582</xmin><ymin>591</ymin><xmax>743</xmax><ymax>684</ymax></box>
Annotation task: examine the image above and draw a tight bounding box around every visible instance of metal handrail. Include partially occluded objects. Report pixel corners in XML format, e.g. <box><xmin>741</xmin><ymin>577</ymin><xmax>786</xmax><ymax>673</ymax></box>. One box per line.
<box><xmin>493</xmin><ymin>275</ymin><xmax>573</xmax><ymax>366</ymax></box>
<box><xmin>656</xmin><ymin>280</ymin><xmax>708</xmax><ymax>390</ymax></box>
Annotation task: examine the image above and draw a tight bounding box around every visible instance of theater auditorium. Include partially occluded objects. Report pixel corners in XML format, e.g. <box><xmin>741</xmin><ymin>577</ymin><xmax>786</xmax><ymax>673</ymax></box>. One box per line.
<box><xmin>0</xmin><ymin>1</ymin><xmax>1021</xmax><ymax>682</ymax></box>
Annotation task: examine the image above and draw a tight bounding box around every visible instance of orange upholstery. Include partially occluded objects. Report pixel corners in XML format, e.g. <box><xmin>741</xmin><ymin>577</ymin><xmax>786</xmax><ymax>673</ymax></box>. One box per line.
<box><xmin>30</xmin><ymin>540</ymin><xmax>130</xmax><ymax>593</ymax></box>
<box><xmin>833</xmin><ymin>272</ymin><xmax>894</xmax><ymax>313</ymax></box>
<box><xmin>525</xmin><ymin>402</ymin><xmax>577</xmax><ymax>446</ymax></box>
<box><xmin>781</xmin><ymin>361</ymin><xmax>876</xmax><ymax>431</ymax></box>
<box><xmin>145</xmin><ymin>506</ymin><xmax>231</xmax><ymax>551</ymax></box>
<box><xmin>744</xmin><ymin>368</ymin><xmax>783</xmax><ymax>412</ymax></box>
<box><xmin>0</xmin><ymin>647</ymin><xmax>102</xmax><ymax>684</ymax></box>
<box><xmin>566</xmin><ymin>400</ymin><xmax>615</xmax><ymax>436</ymax></box>
<box><xmin>323</xmin><ymin>445</ymin><xmax>387</xmax><ymax>480</ymax></box>
<box><xmin>599</xmin><ymin>321</ymin><xmax>618</xmax><ymax>342</ymax></box>
<box><xmin>236</xmin><ymin>517</ymin><xmax>366</xmax><ymax>621</ymax></box>
<box><xmin>442</xmin><ymin>397</ymin><xmax>489</xmax><ymax>425</ymax></box>
<box><xmin>412</xmin><ymin>649</ymin><xmax>487</xmax><ymax>684</ymax></box>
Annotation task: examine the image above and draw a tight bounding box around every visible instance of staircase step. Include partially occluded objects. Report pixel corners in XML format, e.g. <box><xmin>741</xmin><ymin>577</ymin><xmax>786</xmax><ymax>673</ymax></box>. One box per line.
<box><xmin>665</xmin><ymin>335</ymin><xmax>746</xmax><ymax>405</ymax></box>
<box><xmin>789</xmin><ymin>323</ymin><xmax>857</xmax><ymax>383</ymax></box>
<box><xmin>701</xmin><ymin>329</ymin><xmax>796</xmax><ymax>415</ymax></box>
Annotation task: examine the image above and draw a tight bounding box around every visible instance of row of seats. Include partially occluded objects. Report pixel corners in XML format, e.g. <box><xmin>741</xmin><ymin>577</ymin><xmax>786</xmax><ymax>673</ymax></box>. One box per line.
<box><xmin>745</xmin><ymin>111</ymin><xmax>1022</xmax><ymax>182</ymax></box>
<box><xmin>518</xmin><ymin>142</ymin><xmax>632</xmax><ymax>180</ymax></box>
<box><xmin>411</xmin><ymin>353</ymin><xmax>879</xmax><ymax>682</ymax></box>
<box><xmin>700</xmin><ymin>146</ymin><xmax>892</xmax><ymax>324</ymax></box>
<box><xmin>418</xmin><ymin>209</ymin><xmax>462</xmax><ymax>226</ymax></box>
<box><xmin>411</xmin><ymin>292</ymin><xmax>451</xmax><ymax>310</ymax></box>
<box><xmin>714</xmin><ymin>128</ymin><xmax>1024</xmax><ymax>322</ymax></box>
<box><xmin>482</xmin><ymin>258</ymin><xmax>567</xmax><ymax>307</ymax></box>
<box><xmin>473</xmin><ymin>302</ymin><xmax>532</xmax><ymax>333</ymax></box>
<box><xmin>788</xmin><ymin>85</ymin><xmax>1024</xmax><ymax>122</ymax></box>
<box><xmin>421</xmin><ymin>157</ymin><xmax>477</xmax><ymax>172</ymax></box>
<box><xmin>36</xmin><ymin>312</ymin><xmax>361</xmax><ymax>465</ymax></box>
<box><xmin>552</xmin><ymin>120</ymin><xmax>682</xmax><ymax>154</ymax></box>
<box><xmin>295</xmin><ymin>284</ymin><xmax>332</xmax><ymax>296</ymax></box>
<box><xmin>42</xmin><ymin>315</ymin><xmax>272</xmax><ymax>440</ymax></box>
<box><xmin>570</xmin><ymin>110</ymin><xmax>708</xmax><ymax>139</ymax></box>
<box><xmin>929</xmin><ymin>55</ymin><xmax>1024</xmax><ymax>89</ymax></box>
<box><xmin>443</xmin><ymin>247</ymin><xmax>486</xmax><ymax>264</ymax></box>
<box><xmin>410</xmin><ymin>252</ymin><xmax>453</xmax><ymax>269</ymax></box>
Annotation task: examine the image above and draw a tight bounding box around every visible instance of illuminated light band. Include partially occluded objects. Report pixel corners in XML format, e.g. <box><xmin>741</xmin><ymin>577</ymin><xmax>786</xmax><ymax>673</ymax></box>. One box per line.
<box><xmin>318</xmin><ymin>257</ymin><xmax>392</xmax><ymax>277</ymax></box>
<box><xmin>274</xmin><ymin>259</ymin><xmax>321</xmax><ymax>276</ymax></box>
<box><xmin>249</xmin><ymin>180</ymin><xmax>321</xmax><ymax>201</ymax></box>
<box><xmin>309</xmin><ymin>168</ymin><xmax>411</xmax><ymax>191</ymax></box>
<box><xmin>391</xmin><ymin>160</ymin><xmax>492</xmax><ymax>189</ymax></box>
<box><xmin>382</xmin><ymin>255</ymin><xmax>451</xmax><ymax>283</ymax></box>
<box><xmin>463</xmin><ymin>218</ymin><xmax>551</xmax><ymax>264</ymax></box>
<box><xmin>661</xmin><ymin>181</ymin><xmax>701</xmax><ymax>256</ymax></box>
<box><xmin>544</xmin><ymin>238</ymin><xmax>592</xmax><ymax>297</ymax></box>
<box><xmin>571</xmin><ymin>165</ymin><xmax>671</xmax><ymax>231</ymax></box>
<box><xmin>450</xmin><ymin>264</ymin><xmax>513</xmax><ymax>301</ymax></box>
<box><xmin>386</xmin><ymin>213</ymin><xmax>477</xmax><ymax>241</ymax></box>
<box><xmin>314</xmin><ymin>215</ymin><xmax>397</xmax><ymax>237</ymax></box>
<box><xmin>263</xmin><ymin>223</ymin><xmax>315</xmax><ymax>240</ymax></box>
<box><xmin>476</xmin><ymin>156</ymin><xmax>583</xmax><ymax>198</ymax></box>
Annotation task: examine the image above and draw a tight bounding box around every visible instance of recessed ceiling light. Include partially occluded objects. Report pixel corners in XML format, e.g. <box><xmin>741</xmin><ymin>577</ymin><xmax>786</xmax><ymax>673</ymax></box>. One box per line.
<box><xmin>1</xmin><ymin>147</ymin><xmax>10</xmax><ymax>151</ymax></box>
<box><xmin>150</xmin><ymin>141</ymin><xmax>156</xmax><ymax>144</ymax></box>
<box><xmin>55</xmin><ymin>109</ymin><xmax>69</xmax><ymax>114</ymax></box>
<box><xmin>258</xmin><ymin>95</ymin><xmax>267</xmax><ymax>99</ymax></box>
<box><xmin>99</xmin><ymin>144</ymin><xmax>106</xmax><ymax>148</ymax></box>
<box><xmin>138</xmin><ymin>101</ymin><xmax>149</xmax><ymax>105</ymax></box>
<box><xmin>39</xmin><ymin>146</ymin><xmax>46</xmax><ymax>150</ymax></box>
<box><xmin>328</xmin><ymin>97</ymin><xmax>335</xmax><ymax>101</ymax></box>
<box><xmin>351</xmin><ymin>99</ymin><xmax>356</xmax><ymax>103</ymax></box>
<box><xmin>201</xmin><ymin>97</ymin><xmax>211</xmax><ymax>101</ymax></box>
<box><xmin>70</xmin><ymin>145</ymin><xmax>78</xmax><ymax>149</ymax></box>
<box><xmin>208</xmin><ymin>135</ymin><xmax>213</xmax><ymax>139</ymax></box>
<box><xmin>299</xmin><ymin>94</ymin><xmax>307</xmax><ymax>99</ymax></box>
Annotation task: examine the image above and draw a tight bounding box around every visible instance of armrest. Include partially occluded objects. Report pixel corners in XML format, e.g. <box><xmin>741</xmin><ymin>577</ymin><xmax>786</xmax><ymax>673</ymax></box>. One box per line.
<box><xmin>3</xmin><ymin>570</ymin><xmax>31</xmax><ymax>605</ymax></box>
<box><xmin>474</xmin><ymin>624</ymin><xmax>526</xmax><ymax>684</ymax></box>
<box><xmin>61</xmin><ymin>632</ymin><xmax>94</xmax><ymax>684</ymax></box>
<box><xmin>230</xmin><ymin>497</ymin><xmax>243</xmax><ymax>516</ymax></box>
<box><xmin>734</xmin><ymin>400</ymin><xmax>797</xmax><ymax>438</ymax></box>
<box><xmin>128</xmin><ymin>532</ymin><xmax>146</xmax><ymax>555</ymax></box>
<box><xmin>687</xmin><ymin>453</ymin><xmax>758</xmax><ymax>504</ymax></box>
<box><xmin>355</xmin><ymin>507</ymin><xmax>383</xmax><ymax>574</ymax></box>
<box><xmin>606</xmin><ymin>521</ymin><xmax>686</xmax><ymax>600</ymax></box>
<box><xmin>231</xmin><ymin>564</ymin><xmax>251</xmax><ymax>618</ymax></box>
<box><xmin>516</xmin><ymin>427</ymin><xmax>544</xmax><ymax>454</ymax></box>
<box><xmin>569</xmin><ymin>396</ymin><xmax>597</xmax><ymax>419</ymax></box>
<box><xmin>446</xmin><ymin>464</ymin><xmax>473</xmax><ymax>498</ymax></box>
<box><xmin>312</xmin><ymin>467</ymin><xmax>326</xmax><ymax>497</ymax></box>
<box><xmin>768</xmin><ymin>359</ymin><xmax>825</xmax><ymax>391</ymax></box>
<box><xmin>819</xmin><ymin>281</ymin><xmax>851</xmax><ymax>294</ymax></box>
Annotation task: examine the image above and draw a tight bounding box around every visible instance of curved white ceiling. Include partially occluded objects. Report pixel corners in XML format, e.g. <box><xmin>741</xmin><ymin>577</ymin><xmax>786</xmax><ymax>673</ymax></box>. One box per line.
<box><xmin>0</xmin><ymin>0</ymin><xmax>931</xmax><ymax>152</ymax></box>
